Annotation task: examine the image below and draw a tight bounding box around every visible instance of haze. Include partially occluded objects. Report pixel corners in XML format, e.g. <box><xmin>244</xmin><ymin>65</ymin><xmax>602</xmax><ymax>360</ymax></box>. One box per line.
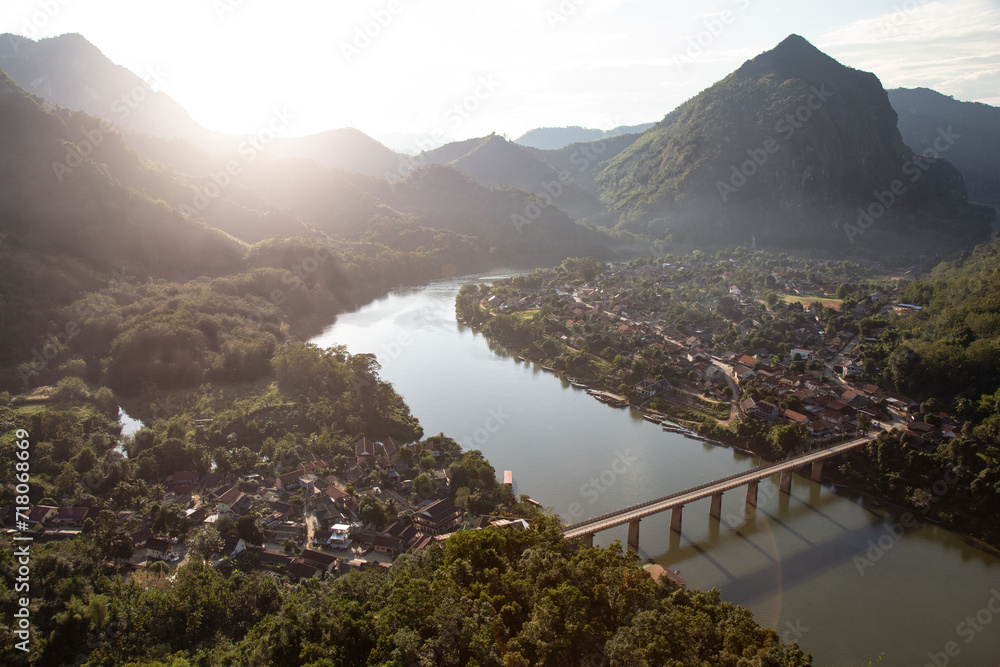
<box><xmin>2</xmin><ymin>0</ymin><xmax>999</xmax><ymax>146</ymax></box>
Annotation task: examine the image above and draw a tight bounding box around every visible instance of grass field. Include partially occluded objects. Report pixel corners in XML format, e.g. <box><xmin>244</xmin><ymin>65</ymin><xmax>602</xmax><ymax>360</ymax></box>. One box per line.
<box><xmin>780</xmin><ymin>295</ymin><xmax>843</xmax><ymax>311</ymax></box>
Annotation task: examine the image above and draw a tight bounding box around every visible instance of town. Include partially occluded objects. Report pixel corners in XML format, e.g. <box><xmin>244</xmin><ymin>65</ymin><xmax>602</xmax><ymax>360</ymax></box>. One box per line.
<box><xmin>457</xmin><ymin>251</ymin><xmax>960</xmax><ymax>459</ymax></box>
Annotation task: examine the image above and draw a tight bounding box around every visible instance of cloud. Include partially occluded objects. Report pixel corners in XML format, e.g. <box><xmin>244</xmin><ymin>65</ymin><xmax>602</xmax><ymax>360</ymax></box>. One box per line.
<box><xmin>817</xmin><ymin>0</ymin><xmax>1000</xmax><ymax>103</ymax></box>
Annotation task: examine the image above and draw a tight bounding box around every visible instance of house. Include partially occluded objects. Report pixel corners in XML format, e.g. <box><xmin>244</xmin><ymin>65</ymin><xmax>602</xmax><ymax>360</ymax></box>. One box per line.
<box><xmin>784</xmin><ymin>409</ymin><xmax>811</xmax><ymax>425</ymax></box>
<box><xmin>433</xmin><ymin>469</ymin><xmax>452</xmax><ymax>489</ymax></box>
<box><xmin>412</xmin><ymin>498</ymin><xmax>463</xmax><ymax>535</ymax></box>
<box><xmin>807</xmin><ymin>420</ymin><xmax>837</xmax><ymax>437</ymax></box>
<box><xmin>27</xmin><ymin>505</ymin><xmax>57</xmax><ymax>525</ymax></box>
<box><xmin>380</xmin><ymin>437</ymin><xmax>402</xmax><ymax>461</ymax></box>
<box><xmin>740</xmin><ymin>399</ymin><xmax>778</xmax><ymax>422</ymax></box>
<box><xmin>355</xmin><ymin>436</ymin><xmax>378</xmax><ymax>463</ymax></box>
<box><xmin>216</xmin><ymin>487</ymin><xmax>252</xmax><ymax>517</ymax></box>
<box><xmin>840</xmin><ymin>359</ymin><xmax>864</xmax><ymax>376</ymax></box>
<box><xmin>275</xmin><ymin>470</ymin><xmax>303</xmax><ymax>491</ymax></box>
<box><xmin>344</xmin><ymin>465</ymin><xmax>366</xmax><ymax>484</ymax></box>
<box><xmin>287</xmin><ymin>561</ymin><xmax>323</xmax><ymax>581</ymax></box>
<box><xmin>185</xmin><ymin>507</ymin><xmax>210</xmax><ymax>526</ymax></box>
<box><xmin>313</xmin><ymin>523</ymin><xmax>352</xmax><ymax>550</ymax></box>
<box><xmin>790</xmin><ymin>348</ymin><xmax>812</xmax><ymax>361</ymax></box>
<box><xmin>145</xmin><ymin>537</ymin><xmax>174</xmax><ymax>561</ymax></box>
<box><xmin>636</xmin><ymin>377</ymin><xmax>663</xmax><ymax>398</ymax></box>
<box><xmin>753</xmin><ymin>400</ymin><xmax>779</xmax><ymax>422</ymax></box>
<box><xmin>166</xmin><ymin>471</ymin><xmax>199</xmax><ymax>492</ymax></box>
<box><xmin>54</xmin><ymin>507</ymin><xmax>91</xmax><ymax>526</ymax></box>
<box><xmin>218</xmin><ymin>536</ymin><xmax>246</xmax><ymax>559</ymax></box>
<box><xmin>371</xmin><ymin>533</ymin><xmax>404</xmax><ymax>557</ymax></box>
<box><xmin>301</xmin><ymin>548</ymin><xmax>338</xmax><ymax>573</ymax></box>
<box><xmin>254</xmin><ymin>549</ymin><xmax>293</xmax><ymax>568</ymax></box>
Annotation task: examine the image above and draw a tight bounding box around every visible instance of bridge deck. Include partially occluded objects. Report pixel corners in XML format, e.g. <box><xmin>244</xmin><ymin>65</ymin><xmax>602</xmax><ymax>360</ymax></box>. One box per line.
<box><xmin>562</xmin><ymin>436</ymin><xmax>871</xmax><ymax>539</ymax></box>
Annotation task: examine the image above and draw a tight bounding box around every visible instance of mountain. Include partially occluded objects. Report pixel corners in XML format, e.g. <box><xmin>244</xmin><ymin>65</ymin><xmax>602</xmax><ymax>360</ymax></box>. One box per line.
<box><xmin>418</xmin><ymin>134</ymin><xmax>608</xmax><ymax>222</ymax></box>
<box><xmin>0</xmin><ymin>68</ymin><xmax>243</xmax><ymax>275</ymax></box>
<box><xmin>525</xmin><ymin>132</ymin><xmax>644</xmax><ymax>194</ymax></box>
<box><xmin>596</xmin><ymin>34</ymin><xmax>994</xmax><ymax>256</ymax></box>
<box><xmin>0</xmin><ymin>32</ymin><xmax>212</xmax><ymax>143</ymax></box>
<box><xmin>0</xmin><ymin>67</ymin><xmax>250</xmax><ymax>371</ymax></box>
<box><xmin>376</xmin><ymin>164</ymin><xmax>614</xmax><ymax>263</ymax></box>
<box><xmin>515</xmin><ymin>123</ymin><xmax>656</xmax><ymax>150</ymax></box>
<box><xmin>0</xmin><ymin>33</ymin><xmax>404</xmax><ymax>180</ymax></box>
<box><xmin>888</xmin><ymin>87</ymin><xmax>1000</xmax><ymax>209</ymax></box>
<box><xmin>268</xmin><ymin>128</ymin><xmax>403</xmax><ymax>178</ymax></box>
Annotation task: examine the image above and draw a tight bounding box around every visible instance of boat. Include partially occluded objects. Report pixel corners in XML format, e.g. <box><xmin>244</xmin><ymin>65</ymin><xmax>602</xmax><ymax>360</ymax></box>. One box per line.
<box><xmin>516</xmin><ymin>356</ymin><xmax>526</xmax><ymax>362</ymax></box>
<box><xmin>643</xmin><ymin>414</ymin><xmax>664</xmax><ymax>424</ymax></box>
<box><xmin>570</xmin><ymin>382</ymin><xmax>589</xmax><ymax>389</ymax></box>
<box><xmin>540</xmin><ymin>365</ymin><xmax>557</xmax><ymax>372</ymax></box>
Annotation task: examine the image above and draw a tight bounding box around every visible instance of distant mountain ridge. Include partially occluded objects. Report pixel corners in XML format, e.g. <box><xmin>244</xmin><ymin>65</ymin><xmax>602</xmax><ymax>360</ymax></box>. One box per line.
<box><xmin>888</xmin><ymin>87</ymin><xmax>1000</xmax><ymax>209</ymax></box>
<box><xmin>515</xmin><ymin>123</ymin><xmax>655</xmax><ymax>150</ymax></box>
<box><xmin>417</xmin><ymin>134</ymin><xmax>608</xmax><ymax>222</ymax></box>
<box><xmin>0</xmin><ymin>32</ymin><xmax>212</xmax><ymax>143</ymax></box>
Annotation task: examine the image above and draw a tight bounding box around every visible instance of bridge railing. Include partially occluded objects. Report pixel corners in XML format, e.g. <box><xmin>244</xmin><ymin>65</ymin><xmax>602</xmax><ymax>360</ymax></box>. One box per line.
<box><xmin>562</xmin><ymin>437</ymin><xmax>869</xmax><ymax>532</ymax></box>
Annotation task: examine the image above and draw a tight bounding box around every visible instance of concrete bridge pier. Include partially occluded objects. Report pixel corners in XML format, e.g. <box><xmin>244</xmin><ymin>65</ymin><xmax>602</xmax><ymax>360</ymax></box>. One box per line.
<box><xmin>779</xmin><ymin>470</ymin><xmax>793</xmax><ymax>495</ymax></box>
<box><xmin>580</xmin><ymin>533</ymin><xmax>594</xmax><ymax>548</ymax></box>
<box><xmin>670</xmin><ymin>506</ymin><xmax>683</xmax><ymax>533</ymax></box>
<box><xmin>709</xmin><ymin>492</ymin><xmax>723</xmax><ymax>520</ymax></box>
<box><xmin>746</xmin><ymin>480</ymin><xmax>759</xmax><ymax>508</ymax></box>
<box><xmin>811</xmin><ymin>460</ymin><xmax>823</xmax><ymax>482</ymax></box>
<box><xmin>627</xmin><ymin>519</ymin><xmax>640</xmax><ymax>552</ymax></box>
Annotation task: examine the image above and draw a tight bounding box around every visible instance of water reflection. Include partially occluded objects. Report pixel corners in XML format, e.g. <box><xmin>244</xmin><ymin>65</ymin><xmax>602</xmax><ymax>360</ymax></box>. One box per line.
<box><xmin>312</xmin><ymin>273</ymin><xmax>1000</xmax><ymax>667</ymax></box>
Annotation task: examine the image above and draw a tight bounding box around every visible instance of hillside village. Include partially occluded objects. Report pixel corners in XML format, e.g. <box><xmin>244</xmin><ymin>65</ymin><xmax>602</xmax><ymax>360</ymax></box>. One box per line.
<box><xmin>12</xmin><ymin>432</ymin><xmax>529</xmax><ymax>581</ymax></box>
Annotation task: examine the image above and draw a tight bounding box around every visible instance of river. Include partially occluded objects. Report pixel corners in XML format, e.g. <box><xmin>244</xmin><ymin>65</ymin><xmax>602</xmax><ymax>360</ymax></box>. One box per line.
<box><xmin>310</xmin><ymin>272</ymin><xmax>1000</xmax><ymax>667</ymax></box>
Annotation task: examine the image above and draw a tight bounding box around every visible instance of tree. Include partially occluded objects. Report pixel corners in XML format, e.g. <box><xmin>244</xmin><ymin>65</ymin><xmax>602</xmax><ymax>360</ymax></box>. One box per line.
<box><xmin>763</xmin><ymin>292</ymin><xmax>780</xmax><ymax>309</ymax></box>
<box><xmin>769</xmin><ymin>423</ymin><xmax>807</xmax><ymax>456</ymax></box>
<box><xmin>857</xmin><ymin>413</ymin><xmax>871</xmax><ymax>434</ymax></box>
<box><xmin>237</xmin><ymin>515</ymin><xmax>264</xmax><ymax>546</ymax></box>
<box><xmin>359</xmin><ymin>496</ymin><xmax>387</xmax><ymax>527</ymax></box>
<box><xmin>91</xmin><ymin>510</ymin><xmax>135</xmax><ymax>565</ymax></box>
<box><xmin>189</xmin><ymin>525</ymin><xmax>224</xmax><ymax>561</ymax></box>
<box><xmin>51</xmin><ymin>376</ymin><xmax>90</xmax><ymax>403</ymax></box>
<box><xmin>73</xmin><ymin>447</ymin><xmax>98</xmax><ymax>474</ymax></box>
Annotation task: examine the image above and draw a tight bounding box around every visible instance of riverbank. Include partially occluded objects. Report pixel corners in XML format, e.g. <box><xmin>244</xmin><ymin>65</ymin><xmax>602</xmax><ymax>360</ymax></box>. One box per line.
<box><xmin>459</xmin><ymin>298</ymin><xmax>1000</xmax><ymax>554</ymax></box>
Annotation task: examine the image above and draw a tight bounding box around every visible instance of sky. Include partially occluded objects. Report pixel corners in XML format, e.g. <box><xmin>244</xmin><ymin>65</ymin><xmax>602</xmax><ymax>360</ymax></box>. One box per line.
<box><xmin>2</xmin><ymin>0</ymin><xmax>999</xmax><ymax>149</ymax></box>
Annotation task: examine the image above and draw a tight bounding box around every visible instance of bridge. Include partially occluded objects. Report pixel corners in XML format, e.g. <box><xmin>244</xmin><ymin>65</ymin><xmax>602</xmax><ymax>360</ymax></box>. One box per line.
<box><xmin>562</xmin><ymin>436</ymin><xmax>872</xmax><ymax>550</ymax></box>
